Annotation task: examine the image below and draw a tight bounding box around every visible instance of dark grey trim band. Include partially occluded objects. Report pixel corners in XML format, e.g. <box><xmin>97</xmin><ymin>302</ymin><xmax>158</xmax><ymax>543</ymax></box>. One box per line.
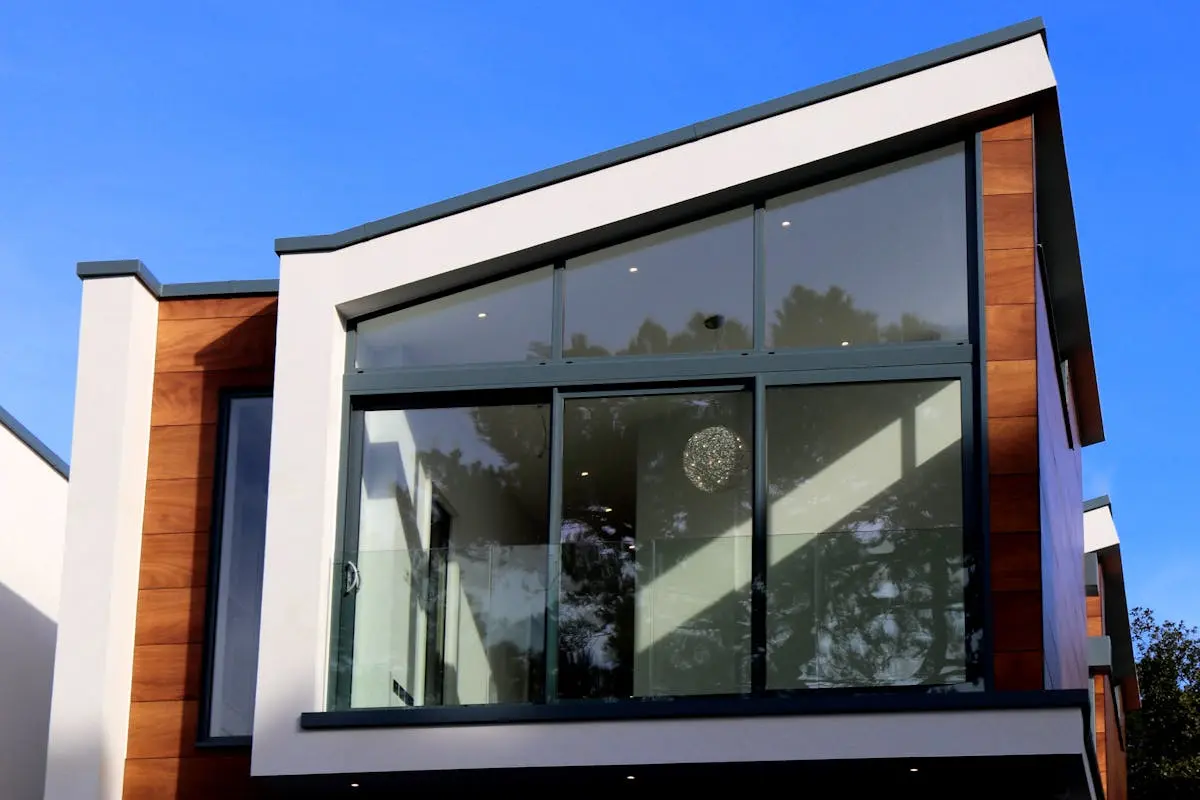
<box><xmin>301</xmin><ymin>688</ymin><xmax>1087</xmax><ymax>730</ymax></box>
<box><xmin>1087</xmin><ymin>635</ymin><xmax>1112</xmax><ymax>676</ymax></box>
<box><xmin>0</xmin><ymin>404</ymin><xmax>69</xmax><ymax>479</ymax></box>
<box><xmin>1082</xmin><ymin>495</ymin><xmax>1111</xmax><ymax>514</ymax></box>
<box><xmin>275</xmin><ymin>18</ymin><xmax>1045</xmax><ymax>255</ymax></box>
<box><xmin>76</xmin><ymin>260</ymin><xmax>277</xmax><ymax>299</ymax></box>
<box><xmin>1084</xmin><ymin>552</ymin><xmax>1100</xmax><ymax>597</ymax></box>
<box><xmin>77</xmin><ymin>259</ymin><xmax>161</xmax><ymax>296</ymax></box>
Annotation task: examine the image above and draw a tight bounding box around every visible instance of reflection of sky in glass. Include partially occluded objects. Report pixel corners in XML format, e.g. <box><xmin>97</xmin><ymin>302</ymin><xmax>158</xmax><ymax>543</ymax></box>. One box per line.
<box><xmin>765</xmin><ymin>145</ymin><xmax>968</xmax><ymax>346</ymax></box>
<box><xmin>563</xmin><ymin>209</ymin><xmax>754</xmax><ymax>355</ymax></box>
<box><xmin>356</xmin><ymin>267</ymin><xmax>553</xmax><ymax>369</ymax></box>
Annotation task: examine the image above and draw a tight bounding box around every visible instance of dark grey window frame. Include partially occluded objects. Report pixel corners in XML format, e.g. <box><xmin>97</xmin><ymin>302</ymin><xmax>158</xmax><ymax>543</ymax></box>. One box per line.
<box><xmin>197</xmin><ymin>387</ymin><xmax>273</xmax><ymax>748</ymax></box>
<box><xmin>321</xmin><ymin>134</ymin><xmax>991</xmax><ymax>725</ymax></box>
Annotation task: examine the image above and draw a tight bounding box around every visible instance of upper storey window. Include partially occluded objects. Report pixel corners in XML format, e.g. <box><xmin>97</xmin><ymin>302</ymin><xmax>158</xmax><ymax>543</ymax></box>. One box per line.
<box><xmin>764</xmin><ymin>145</ymin><xmax>968</xmax><ymax>349</ymax></box>
<box><xmin>353</xmin><ymin>144</ymin><xmax>968</xmax><ymax>371</ymax></box>
<box><xmin>562</xmin><ymin>208</ymin><xmax>754</xmax><ymax>357</ymax></box>
<box><xmin>356</xmin><ymin>267</ymin><xmax>554</xmax><ymax>369</ymax></box>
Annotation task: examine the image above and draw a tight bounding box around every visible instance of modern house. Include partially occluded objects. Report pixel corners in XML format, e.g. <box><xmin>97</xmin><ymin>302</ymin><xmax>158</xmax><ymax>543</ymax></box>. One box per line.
<box><xmin>1084</xmin><ymin>497</ymin><xmax>1138</xmax><ymax>800</ymax></box>
<box><xmin>41</xmin><ymin>17</ymin><xmax>1134</xmax><ymax>799</ymax></box>
<box><xmin>0</xmin><ymin>406</ymin><xmax>69</xmax><ymax>800</ymax></box>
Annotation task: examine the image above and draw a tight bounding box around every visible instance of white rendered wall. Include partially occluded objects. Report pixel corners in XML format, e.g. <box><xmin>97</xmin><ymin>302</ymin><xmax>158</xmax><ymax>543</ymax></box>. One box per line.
<box><xmin>254</xmin><ymin>35</ymin><xmax>1057</xmax><ymax>776</ymax></box>
<box><xmin>43</xmin><ymin>277</ymin><xmax>158</xmax><ymax>800</ymax></box>
<box><xmin>0</xmin><ymin>422</ymin><xmax>68</xmax><ymax>800</ymax></box>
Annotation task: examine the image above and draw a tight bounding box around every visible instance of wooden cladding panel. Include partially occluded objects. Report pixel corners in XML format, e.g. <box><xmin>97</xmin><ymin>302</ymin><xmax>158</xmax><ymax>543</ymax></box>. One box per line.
<box><xmin>985</xmin><ymin>248</ymin><xmax>1037</xmax><ymax>305</ymax></box>
<box><xmin>152</xmin><ymin>369</ymin><xmax>273</xmax><ymax>427</ymax></box>
<box><xmin>982</xmin><ymin>117</ymin><xmax>1033</xmax><ymax>141</ymax></box>
<box><xmin>127</xmin><ymin>297</ymin><xmax>275</xmax><ymax>798</ymax></box>
<box><xmin>982</xmin><ymin>193</ymin><xmax>1035</xmax><ymax>250</ymax></box>
<box><xmin>147</xmin><ymin>425</ymin><xmax>217</xmax><ymax>481</ymax></box>
<box><xmin>982</xmin><ymin>117</ymin><xmax>1042</xmax><ymax>690</ymax></box>
<box><xmin>128</xmin><ymin>701</ymin><xmax>200</xmax><ymax>760</ymax></box>
<box><xmin>131</xmin><ymin>644</ymin><xmax>202</xmax><ymax>702</ymax></box>
<box><xmin>991</xmin><ymin>532</ymin><xmax>1041</xmax><ymax>592</ymax></box>
<box><xmin>124</xmin><ymin>754</ymin><xmax>255</xmax><ymax>800</ymax></box>
<box><xmin>982</xmin><ymin>139</ymin><xmax>1034</xmax><ymax>195</ymax></box>
<box><xmin>158</xmin><ymin>296</ymin><xmax>277</xmax><ymax>321</ymax></box>
<box><xmin>985</xmin><ymin>305</ymin><xmax>1037</xmax><ymax>362</ymax></box>
<box><xmin>988</xmin><ymin>417</ymin><xmax>1038</xmax><ymax>475</ymax></box>
<box><xmin>143</xmin><ymin>478</ymin><xmax>213</xmax><ymax>535</ymax></box>
<box><xmin>134</xmin><ymin>587</ymin><xmax>206</xmax><ymax>646</ymax></box>
<box><xmin>986</xmin><ymin>361</ymin><xmax>1037</xmax><ymax>418</ymax></box>
<box><xmin>155</xmin><ymin>315</ymin><xmax>277</xmax><ymax>373</ymax></box>
<box><xmin>139</xmin><ymin>534</ymin><xmax>208</xmax><ymax>590</ymax></box>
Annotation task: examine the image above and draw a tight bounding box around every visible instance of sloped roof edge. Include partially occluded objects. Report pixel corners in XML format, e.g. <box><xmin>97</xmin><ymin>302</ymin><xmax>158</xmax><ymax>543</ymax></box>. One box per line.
<box><xmin>274</xmin><ymin>17</ymin><xmax>1047</xmax><ymax>255</ymax></box>
<box><xmin>0</xmin><ymin>403</ymin><xmax>69</xmax><ymax>479</ymax></box>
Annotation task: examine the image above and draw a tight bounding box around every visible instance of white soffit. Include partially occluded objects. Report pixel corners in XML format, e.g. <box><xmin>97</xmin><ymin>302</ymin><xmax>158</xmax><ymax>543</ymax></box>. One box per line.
<box><xmin>316</xmin><ymin>34</ymin><xmax>1055</xmax><ymax>308</ymax></box>
<box><xmin>1084</xmin><ymin>505</ymin><xmax>1119</xmax><ymax>553</ymax></box>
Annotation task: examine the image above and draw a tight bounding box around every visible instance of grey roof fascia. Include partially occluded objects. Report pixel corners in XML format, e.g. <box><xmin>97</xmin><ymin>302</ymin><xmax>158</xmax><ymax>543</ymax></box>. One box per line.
<box><xmin>77</xmin><ymin>259</ymin><xmax>162</xmax><ymax>296</ymax></box>
<box><xmin>0</xmin><ymin>403</ymin><xmax>69</xmax><ymax>479</ymax></box>
<box><xmin>1083</xmin><ymin>495</ymin><xmax>1112</xmax><ymax>514</ymax></box>
<box><xmin>275</xmin><ymin>17</ymin><xmax>1046</xmax><ymax>255</ymax></box>
<box><xmin>78</xmin><ymin>260</ymin><xmax>277</xmax><ymax>299</ymax></box>
<box><xmin>159</xmin><ymin>279</ymin><xmax>280</xmax><ymax>298</ymax></box>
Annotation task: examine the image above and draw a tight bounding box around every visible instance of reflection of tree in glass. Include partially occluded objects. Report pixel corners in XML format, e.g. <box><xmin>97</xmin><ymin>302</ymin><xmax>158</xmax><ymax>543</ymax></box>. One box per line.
<box><xmin>565</xmin><ymin>311</ymin><xmax>752</xmax><ymax>358</ymax></box>
<box><xmin>765</xmin><ymin>380</ymin><xmax>971</xmax><ymax>689</ymax></box>
<box><xmin>406</xmin><ymin>288</ymin><xmax>971</xmax><ymax>704</ymax></box>
<box><xmin>771</xmin><ymin>284</ymin><xmax>948</xmax><ymax>348</ymax></box>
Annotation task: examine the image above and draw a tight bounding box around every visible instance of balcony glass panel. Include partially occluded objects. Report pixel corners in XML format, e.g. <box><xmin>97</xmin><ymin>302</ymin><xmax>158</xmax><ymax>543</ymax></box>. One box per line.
<box><xmin>764</xmin><ymin>145</ymin><xmax>969</xmax><ymax>349</ymax></box>
<box><xmin>765</xmin><ymin>380</ymin><xmax>966</xmax><ymax>689</ymax></box>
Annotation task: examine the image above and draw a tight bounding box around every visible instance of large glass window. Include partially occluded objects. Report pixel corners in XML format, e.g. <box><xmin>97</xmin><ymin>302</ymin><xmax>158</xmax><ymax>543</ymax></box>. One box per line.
<box><xmin>764</xmin><ymin>146</ymin><xmax>968</xmax><ymax>349</ymax></box>
<box><xmin>207</xmin><ymin>394</ymin><xmax>272</xmax><ymax>739</ymax></box>
<box><xmin>765</xmin><ymin>380</ymin><xmax>965</xmax><ymax>689</ymax></box>
<box><xmin>334</xmin><ymin>143</ymin><xmax>982</xmax><ymax>715</ymax></box>
<box><xmin>355</xmin><ymin>267</ymin><xmax>554</xmax><ymax>369</ymax></box>
<box><xmin>562</xmin><ymin>209</ymin><xmax>754</xmax><ymax>357</ymax></box>
<box><xmin>348</xmin><ymin>401</ymin><xmax>551</xmax><ymax>708</ymax></box>
<box><xmin>558</xmin><ymin>390</ymin><xmax>753</xmax><ymax>699</ymax></box>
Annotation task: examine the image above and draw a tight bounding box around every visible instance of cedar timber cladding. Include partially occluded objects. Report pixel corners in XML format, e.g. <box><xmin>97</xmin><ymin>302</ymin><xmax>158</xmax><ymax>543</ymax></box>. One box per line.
<box><xmin>982</xmin><ymin>118</ymin><xmax>1045</xmax><ymax>691</ymax></box>
<box><xmin>1089</xmin><ymin>579</ymin><xmax>1129</xmax><ymax>800</ymax></box>
<box><xmin>124</xmin><ymin>295</ymin><xmax>276</xmax><ymax>799</ymax></box>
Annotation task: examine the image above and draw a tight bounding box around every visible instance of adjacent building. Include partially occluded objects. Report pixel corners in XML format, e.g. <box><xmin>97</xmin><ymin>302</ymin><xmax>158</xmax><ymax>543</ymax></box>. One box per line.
<box><xmin>0</xmin><ymin>407</ymin><xmax>69</xmax><ymax>800</ymax></box>
<box><xmin>40</xmin><ymin>18</ymin><xmax>1136</xmax><ymax>799</ymax></box>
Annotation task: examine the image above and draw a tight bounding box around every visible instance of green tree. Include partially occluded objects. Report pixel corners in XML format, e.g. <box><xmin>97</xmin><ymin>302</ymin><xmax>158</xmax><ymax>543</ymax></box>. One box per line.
<box><xmin>1128</xmin><ymin>607</ymin><xmax>1200</xmax><ymax>798</ymax></box>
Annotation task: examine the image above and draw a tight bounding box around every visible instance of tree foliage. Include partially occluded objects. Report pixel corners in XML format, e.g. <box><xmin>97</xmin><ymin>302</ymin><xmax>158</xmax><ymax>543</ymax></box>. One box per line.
<box><xmin>1129</xmin><ymin>607</ymin><xmax>1200</xmax><ymax>798</ymax></box>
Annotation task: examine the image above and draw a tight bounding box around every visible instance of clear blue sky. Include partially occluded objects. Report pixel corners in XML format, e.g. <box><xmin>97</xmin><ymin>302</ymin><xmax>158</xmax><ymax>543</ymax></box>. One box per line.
<box><xmin>2</xmin><ymin>3</ymin><xmax>1196</xmax><ymax>621</ymax></box>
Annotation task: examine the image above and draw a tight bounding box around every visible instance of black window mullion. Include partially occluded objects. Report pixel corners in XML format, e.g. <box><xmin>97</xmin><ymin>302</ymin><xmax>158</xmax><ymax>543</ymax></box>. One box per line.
<box><xmin>551</xmin><ymin>262</ymin><xmax>565</xmax><ymax>361</ymax></box>
<box><xmin>544</xmin><ymin>388</ymin><xmax>565</xmax><ymax>703</ymax></box>
<box><xmin>753</xmin><ymin>203</ymin><xmax>766</xmax><ymax>351</ymax></box>
<box><xmin>751</xmin><ymin>374</ymin><xmax>768</xmax><ymax>694</ymax></box>
<box><xmin>332</xmin><ymin>407</ymin><xmax>366</xmax><ymax>710</ymax></box>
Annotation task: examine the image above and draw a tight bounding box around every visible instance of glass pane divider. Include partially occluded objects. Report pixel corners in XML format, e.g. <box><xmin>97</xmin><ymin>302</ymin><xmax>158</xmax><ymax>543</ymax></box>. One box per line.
<box><xmin>751</xmin><ymin>374</ymin><xmax>768</xmax><ymax>693</ymax></box>
<box><xmin>544</xmin><ymin>388</ymin><xmax>565</xmax><ymax>703</ymax></box>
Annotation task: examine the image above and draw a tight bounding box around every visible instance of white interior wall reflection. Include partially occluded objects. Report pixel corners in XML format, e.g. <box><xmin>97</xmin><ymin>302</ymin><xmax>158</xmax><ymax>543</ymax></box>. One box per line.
<box><xmin>353</xmin><ymin>406</ymin><xmax>548</xmax><ymax>708</ymax></box>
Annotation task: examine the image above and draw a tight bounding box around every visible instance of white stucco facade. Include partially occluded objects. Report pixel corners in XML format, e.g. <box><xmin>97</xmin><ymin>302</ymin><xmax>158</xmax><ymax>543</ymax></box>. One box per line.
<box><xmin>0</xmin><ymin>414</ymin><xmax>68</xmax><ymax>800</ymax></box>
<box><xmin>253</xmin><ymin>33</ymin><xmax>1058</xmax><ymax>777</ymax></box>
<box><xmin>42</xmin><ymin>276</ymin><xmax>159</xmax><ymax>800</ymax></box>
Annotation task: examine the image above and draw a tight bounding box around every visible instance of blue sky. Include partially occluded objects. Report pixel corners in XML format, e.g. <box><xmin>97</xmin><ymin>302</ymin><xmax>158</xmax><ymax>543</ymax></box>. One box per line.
<box><xmin>2</xmin><ymin>3</ymin><xmax>1196</xmax><ymax>622</ymax></box>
